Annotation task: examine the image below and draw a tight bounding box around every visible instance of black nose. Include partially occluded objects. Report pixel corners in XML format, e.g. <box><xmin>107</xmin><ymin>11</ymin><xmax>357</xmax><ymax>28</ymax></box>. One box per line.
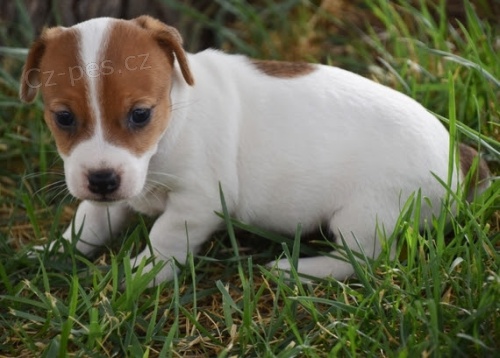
<box><xmin>87</xmin><ymin>169</ymin><xmax>120</xmax><ymax>195</ymax></box>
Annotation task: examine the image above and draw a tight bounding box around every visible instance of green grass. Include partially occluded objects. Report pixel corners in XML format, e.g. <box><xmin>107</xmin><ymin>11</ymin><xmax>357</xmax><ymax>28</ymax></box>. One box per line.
<box><xmin>1</xmin><ymin>0</ymin><xmax>499</xmax><ymax>356</ymax></box>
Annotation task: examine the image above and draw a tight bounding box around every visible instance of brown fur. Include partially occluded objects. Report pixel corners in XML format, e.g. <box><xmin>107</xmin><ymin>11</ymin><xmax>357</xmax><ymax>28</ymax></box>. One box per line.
<box><xmin>459</xmin><ymin>143</ymin><xmax>490</xmax><ymax>195</ymax></box>
<box><xmin>20</xmin><ymin>27</ymin><xmax>95</xmax><ymax>156</ymax></box>
<box><xmin>98</xmin><ymin>20</ymin><xmax>176</xmax><ymax>156</ymax></box>
<box><xmin>19</xmin><ymin>16</ymin><xmax>195</xmax><ymax>157</ymax></box>
<box><xmin>251</xmin><ymin>59</ymin><xmax>316</xmax><ymax>78</ymax></box>
<box><xmin>133</xmin><ymin>15</ymin><xmax>194</xmax><ymax>86</ymax></box>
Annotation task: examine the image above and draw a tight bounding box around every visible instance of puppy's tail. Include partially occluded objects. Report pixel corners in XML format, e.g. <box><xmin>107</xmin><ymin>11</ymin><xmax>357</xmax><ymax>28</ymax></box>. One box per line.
<box><xmin>458</xmin><ymin>143</ymin><xmax>491</xmax><ymax>202</ymax></box>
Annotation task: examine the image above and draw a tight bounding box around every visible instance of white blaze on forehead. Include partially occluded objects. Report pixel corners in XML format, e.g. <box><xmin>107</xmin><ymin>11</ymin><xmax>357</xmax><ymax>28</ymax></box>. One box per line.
<box><xmin>74</xmin><ymin>18</ymin><xmax>115</xmax><ymax>144</ymax></box>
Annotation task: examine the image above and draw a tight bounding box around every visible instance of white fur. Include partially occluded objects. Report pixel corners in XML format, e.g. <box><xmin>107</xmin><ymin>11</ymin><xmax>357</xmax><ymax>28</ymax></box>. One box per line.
<box><xmin>62</xmin><ymin>18</ymin><xmax>159</xmax><ymax>204</ymax></box>
<box><xmin>74</xmin><ymin>18</ymin><xmax>111</xmax><ymax>144</ymax></box>
<box><xmin>51</xmin><ymin>20</ymin><xmax>459</xmax><ymax>286</ymax></box>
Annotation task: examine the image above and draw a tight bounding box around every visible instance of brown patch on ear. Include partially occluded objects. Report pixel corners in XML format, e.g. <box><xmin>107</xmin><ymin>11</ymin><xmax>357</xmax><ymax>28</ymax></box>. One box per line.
<box><xmin>19</xmin><ymin>39</ymin><xmax>45</xmax><ymax>103</ymax></box>
<box><xmin>19</xmin><ymin>27</ymin><xmax>65</xmax><ymax>103</ymax></box>
<box><xmin>133</xmin><ymin>15</ymin><xmax>194</xmax><ymax>86</ymax></box>
<box><xmin>251</xmin><ymin>59</ymin><xmax>316</xmax><ymax>78</ymax></box>
<box><xmin>25</xmin><ymin>26</ymin><xmax>93</xmax><ymax>157</ymax></box>
<box><xmin>98</xmin><ymin>19</ymin><xmax>177</xmax><ymax>156</ymax></box>
<box><xmin>459</xmin><ymin>143</ymin><xmax>490</xmax><ymax>196</ymax></box>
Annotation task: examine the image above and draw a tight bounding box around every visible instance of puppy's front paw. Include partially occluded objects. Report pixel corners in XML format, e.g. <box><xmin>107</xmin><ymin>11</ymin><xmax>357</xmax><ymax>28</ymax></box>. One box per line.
<box><xmin>129</xmin><ymin>254</ymin><xmax>179</xmax><ymax>288</ymax></box>
<box><xmin>266</xmin><ymin>258</ymin><xmax>313</xmax><ymax>283</ymax></box>
<box><xmin>28</xmin><ymin>240</ymin><xmax>64</xmax><ymax>258</ymax></box>
<box><xmin>266</xmin><ymin>258</ymin><xmax>295</xmax><ymax>279</ymax></box>
<box><xmin>266</xmin><ymin>258</ymin><xmax>292</xmax><ymax>272</ymax></box>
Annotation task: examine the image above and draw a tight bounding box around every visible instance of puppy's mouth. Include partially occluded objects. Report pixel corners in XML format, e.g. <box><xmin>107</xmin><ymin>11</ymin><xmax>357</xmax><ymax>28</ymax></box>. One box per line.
<box><xmin>90</xmin><ymin>195</ymin><xmax>122</xmax><ymax>204</ymax></box>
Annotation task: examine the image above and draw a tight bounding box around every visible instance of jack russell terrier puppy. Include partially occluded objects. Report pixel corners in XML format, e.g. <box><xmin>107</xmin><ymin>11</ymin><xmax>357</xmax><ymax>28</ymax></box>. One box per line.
<box><xmin>20</xmin><ymin>16</ymin><xmax>489</xmax><ymax>285</ymax></box>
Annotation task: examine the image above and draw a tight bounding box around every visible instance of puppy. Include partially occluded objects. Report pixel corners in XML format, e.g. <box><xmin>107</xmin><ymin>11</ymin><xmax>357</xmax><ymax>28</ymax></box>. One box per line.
<box><xmin>19</xmin><ymin>16</ymin><xmax>489</xmax><ymax>285</ymax></box>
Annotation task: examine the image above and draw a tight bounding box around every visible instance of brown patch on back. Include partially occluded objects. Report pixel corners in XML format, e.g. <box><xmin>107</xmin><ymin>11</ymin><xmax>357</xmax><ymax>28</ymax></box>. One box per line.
<box><xmin>20</xmin><ymin>26</ymin><xmax>94</xmax><ymax>156</ymax></box>
<box><xmin>251</xmin><ymin>59</ymin><xmax>316</xmax><ymax>78</ymax></box>
<box><xmin>459</xmin><ymin>143</ymin><xmax>490</xmax><ymax>196</ymax></box>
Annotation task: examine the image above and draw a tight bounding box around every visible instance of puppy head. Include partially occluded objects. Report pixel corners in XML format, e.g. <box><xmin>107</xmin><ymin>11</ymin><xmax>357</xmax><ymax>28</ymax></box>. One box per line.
<box><xmin>19</xmin><ymin>16</ymin><xmax>194</xmax><ymax>202</ymax></box>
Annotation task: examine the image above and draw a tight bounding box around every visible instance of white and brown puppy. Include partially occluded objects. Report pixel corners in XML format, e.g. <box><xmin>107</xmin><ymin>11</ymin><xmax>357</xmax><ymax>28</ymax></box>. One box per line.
<box><xmin>20</xmin><ymin>16</ymin><xmax>489</xmax><ymax>285</ymax></box>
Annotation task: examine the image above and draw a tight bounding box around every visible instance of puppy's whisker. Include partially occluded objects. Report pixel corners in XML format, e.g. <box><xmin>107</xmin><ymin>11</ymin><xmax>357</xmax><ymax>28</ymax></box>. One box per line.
<box><xmin>136</xmin><ymin>186</ymin><xmax>155</xmax><ymax>207</ymax></box>
<box><xmin>146</xmin><ymin>179</ymin><xmax>174</xmax><ymax>192</ymax></box>
<box><xmin>50</xmin><ymin>187</ymin><xmax>72</xmax><ymax>204</ymax></box>
<box><xmin>54</xmin><ymin>192</ymin><xmax>74</xmax><ymax>207</ymax></box>
<box><xmin>23</xmin><ymin>172</ymin><xmax>65</xmax><ymax>180</ymax></box>
<box><xmin>170</xmin><ymin>100</ymin><xmax>193</xmax><ymax>112</ymax></box>
<box><xmin>147</xmin><ymin>171</ymin><xmax>181</xmax><ymax>180</ymax></box>
<box><xmin>33</xmin><ymin>180</ymin><xmax>67</xmax><ymax>197</ymax></box>
<box><xmin>145</xmin><ymin>182</ymin><xmax>164</xmax><ymax>198</ymax></box>
<box><xmin>39</xmin><ymin>182</ymin><xmax>71</xmax><ymax>205</ymax></box>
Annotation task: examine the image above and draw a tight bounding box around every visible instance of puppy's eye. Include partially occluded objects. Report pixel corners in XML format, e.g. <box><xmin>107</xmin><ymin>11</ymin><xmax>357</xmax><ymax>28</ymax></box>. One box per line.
<box><xmin>129</xmin><ymin>108</ymin><xmax>151</xmax><ymax>128</ymax></box>
<box><xmin>54</xmin><ymin>111</ymin><xmax>76</xmax><ymax>129</ymax></box>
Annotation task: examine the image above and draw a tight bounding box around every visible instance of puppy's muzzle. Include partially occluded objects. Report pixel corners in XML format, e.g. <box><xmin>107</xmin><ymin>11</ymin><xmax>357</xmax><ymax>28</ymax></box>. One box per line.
<box><xmin>87</xmin><ymin>169</ymin><xmax>121</xmax><ymax>196</ymax></box>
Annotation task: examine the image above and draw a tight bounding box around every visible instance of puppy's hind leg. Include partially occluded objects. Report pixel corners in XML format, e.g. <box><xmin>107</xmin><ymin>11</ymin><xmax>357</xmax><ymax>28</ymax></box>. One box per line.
<box><xmin>268</xmin><ymin>203</ymin><xmax>397</xmax><ymax>281</ymax></box>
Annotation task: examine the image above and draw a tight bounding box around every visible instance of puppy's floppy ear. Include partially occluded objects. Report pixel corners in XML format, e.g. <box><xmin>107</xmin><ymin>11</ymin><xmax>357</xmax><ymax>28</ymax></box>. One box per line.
<box><xmin>19</xmin><ymin>39</ymin><xmax>45</xmax><ymax>103</ymax></box>
<box><xmin>19</xmin><ymin>27</ymin><xmax>64</xmax><ymax>103</ymax></box>
<box><xmin>133</xmin><ymin>15</ymin><xmax>194</xmax><ymax>86</ymax></box>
